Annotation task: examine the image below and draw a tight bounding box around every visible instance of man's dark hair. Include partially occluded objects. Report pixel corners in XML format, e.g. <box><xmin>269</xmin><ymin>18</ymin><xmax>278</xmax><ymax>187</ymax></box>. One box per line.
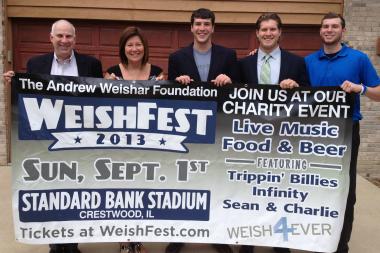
<box><xmin>256</xmin><ymin>13</ymin><xmax>282</xmax><ymax>30</ymax></box>
<box><xmin>321</xmin><ymin>12</ymin><xmax>346</xmax><ymax>29</ymax></box>
<box><xmin>191</xmin><ymin>8</ymin><xmax>215</xmax><ymax>25</ymax></box>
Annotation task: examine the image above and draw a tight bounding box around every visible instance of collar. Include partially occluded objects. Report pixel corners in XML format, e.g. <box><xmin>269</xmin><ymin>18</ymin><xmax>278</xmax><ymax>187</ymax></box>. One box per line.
<box><xmin>258</xmin><ymin>46</ymin><xmax>280</xmax><ymax>61</ymax></box>
<box><xmin>318</xmin><ymin>43</ymin><xmax>348</xmax><ymax>59</ymax></box>
<box><xmin>54</xmin><ymin>50</ymin><xmax>75</xmax><ymax>64</ymax></box>
<box><xmin>192</xmin><ymin>42</ymin><xmax>213</xmax><ymax>54</ymax></box>
<box><xmin>193</xmin><ymin>47</ymin><xmax>212</xmax><ymax>55</ymax></box>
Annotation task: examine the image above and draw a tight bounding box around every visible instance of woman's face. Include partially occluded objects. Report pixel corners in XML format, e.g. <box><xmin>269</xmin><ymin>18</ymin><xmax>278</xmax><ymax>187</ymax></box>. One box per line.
<box><xmin>125</xmin><ymin>35</ymin><xmax>144</xmax><ymax>63</ymax></box>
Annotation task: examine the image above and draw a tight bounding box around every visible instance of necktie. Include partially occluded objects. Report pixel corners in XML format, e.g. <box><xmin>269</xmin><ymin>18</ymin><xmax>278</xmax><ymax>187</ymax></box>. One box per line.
<box><xmin>260</xmin><ymin>54</ymin><xmax>271</xmax><ymax>84</ymax></box>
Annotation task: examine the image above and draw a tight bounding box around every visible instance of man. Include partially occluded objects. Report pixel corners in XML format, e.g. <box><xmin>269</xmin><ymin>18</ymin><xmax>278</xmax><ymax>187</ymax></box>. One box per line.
<box><xmin>4</xmin><ymin>19</ymin><xmax>102</xmax><ymax>81</ymax></box>
<box><xmin>166</xmin><ymin>8</ymin><xmax>236</xmax><ymax>253</ymax></box>
<box><xmin>4</xmin><ymin>19</ymin><xmax>103</xmax><ymax>253</ymax></box>
<box><xmin>239</xmin><ymin>13</ymin><xmax>309</xmax><ymax>88</ymax></box>
<box><xmin>305</xmin><ymin>12</ymin><xmax>380</xmax><ymax>253</ymax></box>
<box><xmin>168</xmin><ymin>8</ymin><xmax>239</xmax><ymax>86</ymax></box>
<box><xmin>238</xmin><ymin>13</ymin><xmax>310</xmax><ymax>253</ymax></box>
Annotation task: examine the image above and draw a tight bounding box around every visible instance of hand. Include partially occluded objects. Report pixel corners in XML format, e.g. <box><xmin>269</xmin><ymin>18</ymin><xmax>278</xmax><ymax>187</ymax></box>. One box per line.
<box><xmin>2</xmin><ymin>71</ymin><xmax>15</xmax><ymax>83</ymax></box>
<box><xmin>279</xmin><ymin>79</ymin><xmax>299</xmax><ymax>89</ymax></box>
<box><xmin>155</xmin><ymin>73</ymin><xmax>165</xmax><ymax>81</ymax></box>
<box><xmin>340</xmin><ymin>80</ymin><xmax>362</xmax><ymax>94</ymax></box>
<box><xmin>104</xmin><ymin>72</ymin><xmax>120</xmax><ymax>80</ymax></box>
<box><xmin>211</xmin><ymin>74</ymin><xmax>232</xmax><ymax>87</ymax></box>
<box><xmin>248</xmin><ymin>49</ymin><xmax>258</xmax><ymax>56</ymax></box>
<box><xmin>175</xmin><ymin>75</ymin><xmax>193</xmax><ymax>85</ymax></box>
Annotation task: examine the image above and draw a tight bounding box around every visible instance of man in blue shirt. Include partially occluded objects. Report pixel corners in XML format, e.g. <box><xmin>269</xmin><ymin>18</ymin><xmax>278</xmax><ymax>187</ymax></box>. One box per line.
<box><xmin>305</xmin><ymin>12</ymin><xmax>380</xmax><ymax>253</ymax></box>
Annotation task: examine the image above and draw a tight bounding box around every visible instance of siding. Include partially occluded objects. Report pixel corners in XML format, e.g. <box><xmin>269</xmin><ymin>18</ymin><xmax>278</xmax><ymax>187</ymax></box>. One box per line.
<box><xmin>7</xmin><ymin>0</ymin><xmax>343</xmax><ymax>24</ymax></box>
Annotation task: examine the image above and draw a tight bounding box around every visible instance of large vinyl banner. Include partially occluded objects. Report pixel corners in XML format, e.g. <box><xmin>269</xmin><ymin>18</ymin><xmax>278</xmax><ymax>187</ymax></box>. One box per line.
<box><xmin>12</xmin><ymin>73</ymin><xmax>353</xmax><ymax>252</ymax></box>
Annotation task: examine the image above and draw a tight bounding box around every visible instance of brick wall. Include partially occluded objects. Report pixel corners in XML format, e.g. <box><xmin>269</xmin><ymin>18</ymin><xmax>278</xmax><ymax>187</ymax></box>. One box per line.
<box><xmin>344</xmin><ymin>0</ymin><xmax>380</xmax><ymax>178</ymax></box>
<box><xmin>0</xmin><ymin>0</ymin><xmax>6</xmax><ymax>165</ymax></box>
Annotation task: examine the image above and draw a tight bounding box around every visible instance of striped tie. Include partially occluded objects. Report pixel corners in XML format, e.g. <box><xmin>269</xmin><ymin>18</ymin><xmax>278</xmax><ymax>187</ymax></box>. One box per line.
<box><xmin>260</xmin><ymin>54</ymin><xmax>271</xmax><ymax>84</ymax></box>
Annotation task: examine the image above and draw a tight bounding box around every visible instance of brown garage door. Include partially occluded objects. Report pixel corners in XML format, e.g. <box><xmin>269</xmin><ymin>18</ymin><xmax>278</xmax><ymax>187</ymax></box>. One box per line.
<box><xmin>12</xmin><ymin>18</ymin><xmax>321</xmax><ymax>75</ymax></box>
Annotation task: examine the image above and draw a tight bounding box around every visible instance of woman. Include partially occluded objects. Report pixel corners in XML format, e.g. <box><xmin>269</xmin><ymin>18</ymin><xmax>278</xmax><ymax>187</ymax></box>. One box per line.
<box><xmin>105</xmin><ymin>26</ymin><xmax>164</xmax><ymax>81</ymax></box>
<box><xmin>105</xmin><ymin>26</ymin><xmax>163</xmax><ymax>253</ymax></box>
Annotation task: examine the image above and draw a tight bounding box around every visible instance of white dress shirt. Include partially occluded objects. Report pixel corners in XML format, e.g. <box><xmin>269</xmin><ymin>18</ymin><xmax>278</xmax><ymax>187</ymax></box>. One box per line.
<box><xmin>257</xmin><ymin>47</ymin><xmax>281</xmax><ymax>85</ymax></box>
<box><xmin>50</xmin><ymin>51</ymin><xmax>79</xmax><ymax>76</ymax></box>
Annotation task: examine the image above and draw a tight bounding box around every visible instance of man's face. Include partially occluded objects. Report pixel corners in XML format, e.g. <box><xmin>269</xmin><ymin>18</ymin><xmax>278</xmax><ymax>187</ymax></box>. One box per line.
<box><xmin>320</xmin><ymin>18</ymin><xmax>345</xmax><ymax>45</ymax></box>
<box><xmin>191</xmin><ymin>18</ymin><xmax>214</xmax><ymax>45</ymax></box>
<box><xmin>256</xmin><ymin>19</ymin><xmax>281</xmax><ymax>53</ymax></box>
<box><xmin>50</xmin><ymin>22</ymin><xmax>76</xmax><ymax>60</ymax></box>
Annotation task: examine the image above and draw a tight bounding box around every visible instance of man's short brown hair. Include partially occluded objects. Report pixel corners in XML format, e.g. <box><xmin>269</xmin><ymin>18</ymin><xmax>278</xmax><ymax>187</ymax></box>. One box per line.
<box><xmin>321</xmin><ymin>12</ymin><xmax>346</xmax><ymax>28</ymax></box>
<box><xmin>256</xmin><ymin>13</ymin><xmax>282</xmax><ymax>30</ymax></box>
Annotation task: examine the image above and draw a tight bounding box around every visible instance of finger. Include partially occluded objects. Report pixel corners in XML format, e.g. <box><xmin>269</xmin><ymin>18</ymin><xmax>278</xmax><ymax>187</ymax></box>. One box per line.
<box><xmin>212</xmin><ymin>80</ymin><xmax>221</xmax><ymax>87</ymax></box>
<box><xmin>176</xmin><ymin>77</ymin><xmax>185</xmax><ymax>84</ymax></box>
<box><xmin>110</xmin><ymin>73</ymin><xmax>118</xmax><ymax>80</ymax></box>
<box><xmin>182</xmin><ymin>77</ymin><xmax>191</xmax><ymax>85</ymax></box>
<box><xmin>279</xmin><ymin>81</ymin><xmax>287</xmax><ymax>89</ymax></box>
<box><xmin>211</xmin><ymin>80</ymin><xmax>219</xmax><ymax>86</ymax></box>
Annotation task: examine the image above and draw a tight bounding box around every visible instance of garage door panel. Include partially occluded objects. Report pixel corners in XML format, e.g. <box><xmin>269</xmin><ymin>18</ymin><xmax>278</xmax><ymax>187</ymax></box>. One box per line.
<box><xmin>150</xmin><ymin>57</ymin><xmax>168</xmax><ymax>74</ymax></box>
<box><xmin>17</xmin><ymin>50</ymin><xmax>54</xmax><ymax>72</ymax></box>
<box><xmin>213</xmin><ymin>31</ymin><xmax>252</xmax><ymax>50</ymax></box>
<box><xmin>144</xmin><ymin>29</ymin><xmax>175</xmax><ymax>48</ymax></box>
<box><xmin>76</xmin><ymin>27</ymin><xmax>97</xmax><ymax>46</ymax></box>
<box><xmin>99</xmin><ymin>28</ymin><xmax>121</xmax><ymax>47</ymax></box>
<box><xmin>18</xmin><ymin>24</ymin><xmax>51</xmax><ymax>44</ymax></box>
<box><xmin>99</xmin><ymin>55</ymin><xmax>120</xmax><ymax>71</ymax></box>
<box><xmin>281</xmin><ymin>31</ymin><xmax>321</xmax><ymax>50</ymax></box>
<box><xmin>178</xmin><ymin>31</ymin><xmax>194</xmax><ymax>48</ymax></box>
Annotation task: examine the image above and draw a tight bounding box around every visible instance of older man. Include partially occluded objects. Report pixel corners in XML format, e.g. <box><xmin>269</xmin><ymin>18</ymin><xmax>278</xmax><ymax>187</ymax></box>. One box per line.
<box><xmin>4</xmin><ymin>19</ymin><xmax>103</xmax><ymax>253</ymax></box>
<box><xmin>4</xmin><ymin>19</ymin><xmax>102</xmax><ymax>81</ymax></box>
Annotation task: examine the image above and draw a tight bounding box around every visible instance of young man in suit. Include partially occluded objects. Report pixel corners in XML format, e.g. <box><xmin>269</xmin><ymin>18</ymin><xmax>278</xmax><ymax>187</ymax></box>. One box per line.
<box><xmin>168</xmin><ymin>8</ymin><xmax>239</xmax><ymax>86</ymax></box>
<box><xmin>4</xmin><ymin>19</ymin><xmax>102</xmax><ymax>253</ymax></box>
<box><xmin>238</xmin><ymin>13</ymin><xmax>309</xmax><ymax>253</ymax></box>
<box><xmin>166</xmin><ymin>8</ymin><xmax>236</xmax><ymax>253</ymax></box>
<box><xmin>239</xmin><ymin>13</ymin><xmax>309</xmax><ymax>88</ymax></box>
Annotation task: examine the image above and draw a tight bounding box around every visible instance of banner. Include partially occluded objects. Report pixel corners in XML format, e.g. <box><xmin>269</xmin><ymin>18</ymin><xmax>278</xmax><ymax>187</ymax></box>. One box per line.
<box><xmin>11</xmin><ymin>73</ymin><xmax>354</xmax><ymax>252</ymax></box>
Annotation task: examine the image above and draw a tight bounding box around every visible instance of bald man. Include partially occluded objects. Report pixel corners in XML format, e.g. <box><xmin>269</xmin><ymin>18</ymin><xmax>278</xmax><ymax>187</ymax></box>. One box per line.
<box><xmin>4</xmin><ymin>19</ymin><xmax>103</xmax><ymax>253</ymax></box>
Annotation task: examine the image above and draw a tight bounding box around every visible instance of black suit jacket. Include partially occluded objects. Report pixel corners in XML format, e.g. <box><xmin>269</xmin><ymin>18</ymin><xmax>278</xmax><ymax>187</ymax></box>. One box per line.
<box><xmin>26</xmin><ymin>51</ymin><xmax>103</xmax><ymax>77</ymax></box>
<box><xmin>168</xmin><ymin>43</ymin><xmax>239</xmax><ymax>82</ymax></box>
<box><xmin>239</xmin><ymin>49</ymin><xmax>310</xmax><ymax>86</ymax></box>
